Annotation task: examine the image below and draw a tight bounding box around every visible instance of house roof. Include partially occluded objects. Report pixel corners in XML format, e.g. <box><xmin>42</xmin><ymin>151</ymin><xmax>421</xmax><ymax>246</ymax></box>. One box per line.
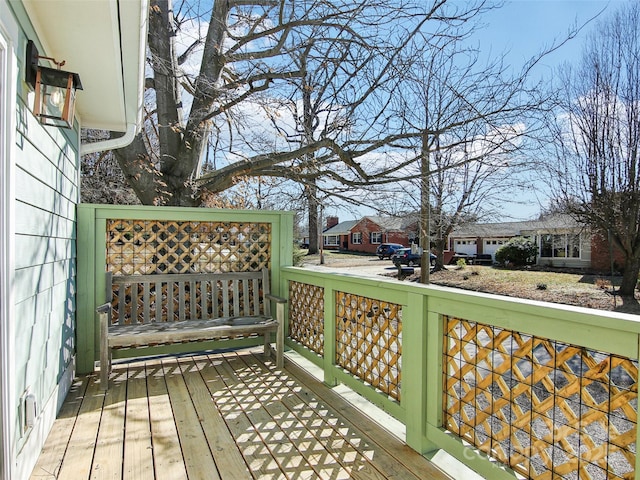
<box><xmin>322</xmin><ymin>214</ymin><xmax>420</xmax><ymax>236</ymax></box>
<box><xmin>23</xmin><ymin>0</ymin><xmax>148</xmax><ymax>132</ymax></box>
<box><xmin>323</xmin><ymin>220</ymin><xmax>360</xmax><ymax>236</ymax></box>
<box><xmin>364</xmin><ymin>215</ymin><xmax>419</xmax><ymax>232</ymax></box>
<box><xmin>451</xmin><ymin>214</ymin><xmax>584</xmax><ymax>238</ymax></box>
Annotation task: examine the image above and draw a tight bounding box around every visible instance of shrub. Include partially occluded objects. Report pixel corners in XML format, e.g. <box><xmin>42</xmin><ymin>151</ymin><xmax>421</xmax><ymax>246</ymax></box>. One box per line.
<box><xmin>456</xmin><ymin>258</ymin><xmax>467</xmax><ymax>269</ymax></box>
<box><xmin>495</xmin><ymin>237</ymin><xmax>537</xmax><ymax>267</ymax></box>
<box><xmin>293</xmin><ymin>244</ymin><xmax>306</xmax><ymax>266</ymax></box>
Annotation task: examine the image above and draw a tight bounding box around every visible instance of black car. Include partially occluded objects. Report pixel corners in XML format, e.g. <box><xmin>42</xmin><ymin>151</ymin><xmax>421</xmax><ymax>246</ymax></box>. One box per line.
<box><xmin>376</xmin><ymin>243</ymin><xmax>405</xmax><ymax>259</ymax></box>
<box><xmin>392</xmin><ymin>248</ymin><xmax>437</xmax><ymax>267</ymax></box>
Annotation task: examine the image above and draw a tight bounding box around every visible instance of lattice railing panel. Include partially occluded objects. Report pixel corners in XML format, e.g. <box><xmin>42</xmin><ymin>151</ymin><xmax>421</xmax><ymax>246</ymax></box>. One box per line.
<box><xmin>106</xmin><ymin>219</ymin><xmax>271</xmax><ymax>275</ymax></box>
<box><xmin>288</xmin><ymin>281</ymin><xmax>324</xmax><ymax>355</ymax></box>
<box><xmin>335</xmin><ymin>292</ymin><xmax>402</xmax><ymax>401</ymax></box>
<box><xmin>443</xmin><ymin>316</ymin><xmax>637</xmax><ymax>480</ymax></box>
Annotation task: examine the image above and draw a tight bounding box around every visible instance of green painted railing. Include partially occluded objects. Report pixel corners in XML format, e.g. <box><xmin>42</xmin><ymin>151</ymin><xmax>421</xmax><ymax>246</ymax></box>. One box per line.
<box><xmin>280</xmin><ymin>266</ymin><xmax>640</xmax><ymax>480</ymax></box>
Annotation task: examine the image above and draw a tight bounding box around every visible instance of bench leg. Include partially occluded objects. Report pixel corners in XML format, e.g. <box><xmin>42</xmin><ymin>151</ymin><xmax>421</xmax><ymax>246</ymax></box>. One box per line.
<box><xmin>263</xmin><ymin>331</ymin><xmax>271</xmax><ymax>358</ymax></box>
<box><xmin>275</xmin><ymin>302</ymin><xmax>284</xmax><ymax>369</ymax></box>
<box><xmin>99</xmin><ymin>311</ymin><xmax>110</xmax><ymax>390</ymax></box>
<box><xmin>275</xmin><ymin>325</ymin><xmax>283</xmax><ymax>369</ymax></box>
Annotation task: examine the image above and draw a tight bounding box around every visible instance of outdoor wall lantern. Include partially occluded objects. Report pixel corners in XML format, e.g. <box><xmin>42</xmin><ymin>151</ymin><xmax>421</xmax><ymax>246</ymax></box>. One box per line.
<box><xmin>25</xmin><ymin>40</ymin><xmax>83</xmax><ymax>129</ymax></box>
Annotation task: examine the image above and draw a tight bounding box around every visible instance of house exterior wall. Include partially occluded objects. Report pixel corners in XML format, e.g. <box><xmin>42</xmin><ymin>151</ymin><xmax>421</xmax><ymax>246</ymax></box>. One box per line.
<box><xmin>590</xmin><ymin>230</ymin><xmax>626</xmax><ymax>273</ymax></box>
<box><xmin>2</xmin><ymin>2</ymin><xmax>79</xmax><ymax>478</ymax></box>
<box><xmin>339</xmin><ymin>218</ymin><xmax>411</xmax><ymax>254</ymax></box>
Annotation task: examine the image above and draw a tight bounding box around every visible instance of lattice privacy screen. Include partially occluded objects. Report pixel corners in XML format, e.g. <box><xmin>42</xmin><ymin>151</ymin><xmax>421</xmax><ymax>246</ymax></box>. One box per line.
<box><xmin>288</xmin><ymin>281</ymin><xmax>325</xmax><ymax>355</ymax></box>
<box><xmin>335</xmin><ymin>292</ymin><xmax>402</xmax><ymax>401</ymax></box>
<box><xmin>106</xmin><ymin>220</ymin><xmax>271</xmax><ymax>274</ymax></box>
<box><xmin>443</xmin><ymin>316</ymin><xmax>637</xmax><ymax>480</ymax></box>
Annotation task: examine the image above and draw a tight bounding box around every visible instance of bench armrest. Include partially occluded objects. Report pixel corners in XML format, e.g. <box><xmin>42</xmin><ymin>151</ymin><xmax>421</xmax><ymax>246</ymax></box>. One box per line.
<box><xmin>96</xmin><ymin>303</ymin><xmax>112</xmax><ymax>315</ymax></box>
<box><xmin>265</xmin><ymin>293</ymin><xmax>287</xmax><ymax>304</ymax></box>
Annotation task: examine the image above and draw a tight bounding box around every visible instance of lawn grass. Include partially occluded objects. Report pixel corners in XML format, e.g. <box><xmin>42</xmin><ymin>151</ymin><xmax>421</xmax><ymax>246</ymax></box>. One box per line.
<box><xmin>430</xmin><ymin>265</ymin><xmax>638</xmax><ymax>313</ymax></box>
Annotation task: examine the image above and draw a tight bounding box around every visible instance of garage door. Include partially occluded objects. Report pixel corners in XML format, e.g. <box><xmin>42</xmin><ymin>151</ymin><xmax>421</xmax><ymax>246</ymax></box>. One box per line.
<box><xmin>453</xmin><ymin>239</ymin><xmax>477</xmax><ymax>256</ymax></box>
<box><xmin>483</xmin><ymin>239</ymin><xmax>507</xmax><ymax>258</ymax></box>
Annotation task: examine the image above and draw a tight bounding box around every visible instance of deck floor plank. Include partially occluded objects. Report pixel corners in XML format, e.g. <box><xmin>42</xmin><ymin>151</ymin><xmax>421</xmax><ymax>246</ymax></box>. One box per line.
<box><xmin>160</xmin><ymin>358</ymin><xmax>221</xmax><ymax>480</ymax></box>
<box><xmin>31</xmin><ymin>349</ymin><xmax>453</xmax><ymax>480</ymax></box>
<box><xmin>200</xmin><ymin>358</ymin><xmax>288</xmax><ymax>479</ymax></box>
<box><xmin>55</xmin><ymin>376</ymin><xmax>105</xmax><ymax>480</ymax></box>
<box><xmin>122</xmin><ymin>364</ymin><xmax>155</xmax><ymax>480</ymax></box>
<box><xmin>145</xmin><ymin>361</ymin><xmax>188</xmax><ymax>480</ymax></box>
<box><xmin>29</xmin><ymin>377</ymin><xmax>90</xmax><ymax>480</ymax></box>
<box><xmin>232</xmin><ymin>355</ymin><xmax>421</xmax><ymax>480</ymax></box>
<box><xmin>225</xmin><ymin>352</ymin><xmax>380</xmax><ymax>480</ymax></box>
<box><xmin>280</xmin><ymin>357</ymin><xmax>450</xmax><ymax>480</ymax></box>
<box><xmin>178</xmin><ymin>358</ymin><xmax>253</xmax><ymax>480</ymax></box>
<box><xmin>91</xmin><ymin>372</ymin><xmax>127</xmax><ymax>479</ymax></box>
<box><xmin>218</xmin><ymin>353</ymin><xmax>353</xmax><ymax>480</ymax></box>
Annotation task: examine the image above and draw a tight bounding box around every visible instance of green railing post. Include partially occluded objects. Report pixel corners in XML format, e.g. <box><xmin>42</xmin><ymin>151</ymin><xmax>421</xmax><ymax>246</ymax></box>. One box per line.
<box><xmin>424</xmin><ymin>309</ymin><xmax>443</xmax><ymax>451</ymax></box>
<box><xmin>323</xmin><ymin>280</ymin><xmax>337</xmax><ymax>387</ymax></box>
<box><xmin>403</xmin><ymin>291</ymin><xmax>437</xmax><ymax>453</ymax></box>
<box><xmin>76</xmin><ymin>205</ymin><xmax>96</xmax><ymax>374</ymax></box>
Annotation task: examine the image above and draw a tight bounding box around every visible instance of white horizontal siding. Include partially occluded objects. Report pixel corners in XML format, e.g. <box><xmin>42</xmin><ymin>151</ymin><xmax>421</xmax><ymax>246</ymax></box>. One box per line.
<box><xmin>14</xmin><ymin>201</ymin><xmax>75</xmax><ymax>239</ymax></box>
<box><xmin>12</xmin><ymin>91</ymin><xmax>79</xmax><ymax>465</ymax></box>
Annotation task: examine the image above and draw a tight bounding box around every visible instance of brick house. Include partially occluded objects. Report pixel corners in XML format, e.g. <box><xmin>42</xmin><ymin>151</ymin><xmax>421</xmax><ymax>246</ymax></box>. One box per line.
<box><xmin>323</xmin><ymin>215</ymin><xmax>419</xmax><ymax>254</ymax></box>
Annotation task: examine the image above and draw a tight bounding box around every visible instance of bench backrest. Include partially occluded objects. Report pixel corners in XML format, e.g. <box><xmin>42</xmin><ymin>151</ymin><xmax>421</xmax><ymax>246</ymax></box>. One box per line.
<box><xmin>107</xmin><ymin>268</ymin><xmax>271</xmax><ymax>326</ymax></box>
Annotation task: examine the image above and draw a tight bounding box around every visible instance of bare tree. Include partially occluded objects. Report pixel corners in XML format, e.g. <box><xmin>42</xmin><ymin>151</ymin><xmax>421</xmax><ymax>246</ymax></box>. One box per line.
<box><xmin>81</xmin><ymin>130</ymin><xmax>140</xmax><ymax>204</ymax></box>
<box><xmin>102</xmin><ymin>0</ymin><xmax>487</xmax><ymax>208</ymax></box>
<box><xmin>547</xmin><ymin>2</ymin><xmax>640</xmax><ymax>298</ymax></box>
<box><xmin>368</xmin><ymin>13</ymin><xmax>554</xmax><ymax>283</ymax></box>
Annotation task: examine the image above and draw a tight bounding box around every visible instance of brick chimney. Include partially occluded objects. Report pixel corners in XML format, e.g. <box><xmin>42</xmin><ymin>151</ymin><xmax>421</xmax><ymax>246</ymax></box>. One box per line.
<box><xmin>325</xmin><ymin>216</ymin><xmax>339</xmax><ymax>229</ymax></box>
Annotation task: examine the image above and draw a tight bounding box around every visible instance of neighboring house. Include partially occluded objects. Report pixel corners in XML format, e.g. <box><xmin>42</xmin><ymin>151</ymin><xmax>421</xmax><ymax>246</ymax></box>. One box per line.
<box><xmin>449</xmin><ymin>220</ymin><xmax>540</xmax><ymax>259</ymax></box>
<box><xmin>322</xmin><ymin>219</ymin><xmax>360</xmax><ymax>249</ymax></box>
<box><xmin>449</xmin><ymin>214</ymin><xmax>622</xmax><ymax>270</ymax></box>
<box><xmin>299</xmin><ymin>216</ymin><xmax>339</xmax><ymax>248</ymax></box>
<box><xmin>0</xmin><ymin>1</ymin><xmax>147</xmax><ymax>479</ymax></box>
<box><xmin>323</xmin><ymin>215</ymin><xmax>419</xmax><ymax>254</ymax></box>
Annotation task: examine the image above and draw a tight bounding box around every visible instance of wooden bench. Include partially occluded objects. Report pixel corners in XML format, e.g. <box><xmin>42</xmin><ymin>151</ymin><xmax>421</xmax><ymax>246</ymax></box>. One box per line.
<box><xmin>96</xmin><ymin>268</ymin><xmax>286</xmax><ymax>389</ymax></box>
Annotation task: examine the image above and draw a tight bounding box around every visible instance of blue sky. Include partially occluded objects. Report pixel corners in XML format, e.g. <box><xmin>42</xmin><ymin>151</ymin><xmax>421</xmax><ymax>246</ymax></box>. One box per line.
<box><xmin>478</xmin><ymin>0</ymin><xmax>617</xmax><ymax>78</ymax></box>
<box><xmin>347</xmin><ymin>0</ymin><xmax>623</xmax><ymax>222</ymax></box>
<box><xmin>475</xmin><ymin>0</ymin><xmax>620</xmax><ymax>220</ymax></box>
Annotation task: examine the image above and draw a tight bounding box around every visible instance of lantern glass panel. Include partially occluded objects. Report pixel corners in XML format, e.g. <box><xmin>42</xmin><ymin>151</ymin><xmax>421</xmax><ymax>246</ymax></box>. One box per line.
<box><xmin>35</xmin><ymin>67</ymin><xmax>77</xmax><ymax>128</ymax></box>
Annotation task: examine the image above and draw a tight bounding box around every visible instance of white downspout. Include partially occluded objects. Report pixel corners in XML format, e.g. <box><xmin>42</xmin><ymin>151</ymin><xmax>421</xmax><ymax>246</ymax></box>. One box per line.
<box><xmin>80</xmin><ymin>122</ymin><xmax>137</xmax><ymax>155</ymax></box>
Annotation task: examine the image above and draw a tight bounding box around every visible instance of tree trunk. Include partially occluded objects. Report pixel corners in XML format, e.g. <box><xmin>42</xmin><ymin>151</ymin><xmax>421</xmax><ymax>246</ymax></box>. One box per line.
<box><xmin>433</xmin><ymin>236</ymin><xmax>448</xmax><ymax>270</ymax></box>
<box><xmin>306</xmin><ymin>182</ymin><xmax>319</xmax><ymax>255</ymax></box>
<box><xmin>419</xmin><ymin>132</ymin><xmax>431</xmax><ymax>284</ymax></box>
<box><xmin>619</xmin><ymin>256</ymin><xmax>640</xmax><ymax>297</ymax></box>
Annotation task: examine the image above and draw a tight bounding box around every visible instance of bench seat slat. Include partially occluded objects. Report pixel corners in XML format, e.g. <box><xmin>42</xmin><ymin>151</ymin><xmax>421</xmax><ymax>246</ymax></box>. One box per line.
<box><xmin>222</xmin><ymin>281</ymin><xmax>230</xmax><ymax>317</ymax></box>
<box><xmin>109</xmin><ymin>315</ymin><xmax>277</xmax><ymax>348</ymax></box>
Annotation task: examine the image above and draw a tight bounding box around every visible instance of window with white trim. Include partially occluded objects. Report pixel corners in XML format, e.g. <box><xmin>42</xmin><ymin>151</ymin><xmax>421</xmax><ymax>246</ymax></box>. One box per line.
<box><xmin>540</xmin><ymin>233</ymin><xmax>581</xmax><ymax>258</ymax></box>
<box><xmin>352</xmin><ymin>232</ymin><xmax>362</xmax><ymax>244</ymax></box>
<box><xmin>370</xmin><ymin>232</ymin><xmax>382</xmax><ymax>244</ymax></box>
<box><xmin>324</xmin><ymin>235</ymin><xmax>339</xmax><ymax>246</ymax></box>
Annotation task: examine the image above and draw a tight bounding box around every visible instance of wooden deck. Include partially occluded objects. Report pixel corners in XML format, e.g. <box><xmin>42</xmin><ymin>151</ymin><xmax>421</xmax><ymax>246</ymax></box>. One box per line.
<box><xmin>30</xmin><ymin>349</ymin><xmax>451</xmax><ymax>480</ymax></box>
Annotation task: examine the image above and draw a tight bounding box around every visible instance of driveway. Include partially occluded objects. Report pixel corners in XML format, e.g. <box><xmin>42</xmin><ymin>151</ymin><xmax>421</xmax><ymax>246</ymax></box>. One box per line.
<box><xmin>301</xmin><ymin>253</ymin><xmax>405</xmax><ymax>278</ymax></box>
